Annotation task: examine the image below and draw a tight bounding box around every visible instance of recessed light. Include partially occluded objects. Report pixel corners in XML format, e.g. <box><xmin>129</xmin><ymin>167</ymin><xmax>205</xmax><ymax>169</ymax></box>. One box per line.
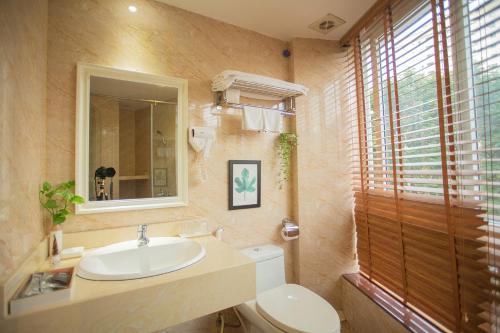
<box><xmin>128</xmin><ymin>5</ymin><xmax>137</xmax><ymax>13</ymax></box>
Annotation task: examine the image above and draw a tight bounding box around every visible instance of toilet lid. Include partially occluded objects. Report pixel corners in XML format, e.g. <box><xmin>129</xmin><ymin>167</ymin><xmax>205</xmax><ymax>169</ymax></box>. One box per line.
<box><xmin>256</xmin><ymin>284</ymin><xmax>340</xmax><ymax>333</ymax></box>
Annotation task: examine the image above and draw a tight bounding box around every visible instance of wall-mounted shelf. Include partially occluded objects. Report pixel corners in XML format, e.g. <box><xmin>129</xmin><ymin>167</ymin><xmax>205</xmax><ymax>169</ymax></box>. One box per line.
<box><xmin>212</xmin><ymin>70</ymin><xmax>308</xmax><ymax>116</ymax></box>
<box><xmin>119</xmin><ymin>175</ymin><xmax>149</xmax><ymax>181</ymax></box>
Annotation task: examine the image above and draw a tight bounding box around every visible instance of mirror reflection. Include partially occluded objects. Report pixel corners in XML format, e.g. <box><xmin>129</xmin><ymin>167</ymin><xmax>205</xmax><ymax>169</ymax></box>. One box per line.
<box><xmin>89</xmin><ymin>76</ymin><xmax>178</xmax><ymax>201</ymax></box>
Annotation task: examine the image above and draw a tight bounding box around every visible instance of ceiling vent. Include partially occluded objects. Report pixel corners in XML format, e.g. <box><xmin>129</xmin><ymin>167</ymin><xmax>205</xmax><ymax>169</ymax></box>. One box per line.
<box><xmin>308</xmin><ymin>13</ymin><xmax>346</xmax><ymax>35</ymax></box>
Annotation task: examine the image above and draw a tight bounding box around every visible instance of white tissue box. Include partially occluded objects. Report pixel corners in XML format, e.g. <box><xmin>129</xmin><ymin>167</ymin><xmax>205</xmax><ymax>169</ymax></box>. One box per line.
<box><xmin>61</xmin><ymin>246</ymin><xmax>84</xmax><ymax>260</ymax></box>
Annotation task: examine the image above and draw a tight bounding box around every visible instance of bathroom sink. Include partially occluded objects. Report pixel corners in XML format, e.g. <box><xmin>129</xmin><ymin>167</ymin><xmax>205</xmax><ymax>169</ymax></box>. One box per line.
<box><xmin>77</xmin><ymin>237</ymin><xmax>206</xmax><ymax>280</ymax></box>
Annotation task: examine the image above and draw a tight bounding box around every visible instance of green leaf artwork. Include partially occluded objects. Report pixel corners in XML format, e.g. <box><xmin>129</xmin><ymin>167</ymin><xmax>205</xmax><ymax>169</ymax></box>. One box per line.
<box><xmin>234</xmin><ymin>168</ymin><xmax>256</xmax><ymax>200</ymax></box>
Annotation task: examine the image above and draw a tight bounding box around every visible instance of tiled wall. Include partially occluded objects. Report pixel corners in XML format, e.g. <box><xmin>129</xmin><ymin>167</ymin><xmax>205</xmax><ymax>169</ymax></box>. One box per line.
<box><xmin>1</xmin><ymin>1</ymin><xmax>359</xmax><ymax>326</ymax></box>
<box><xmin>0</xmin><ymin>0</ymin><xmax>48</xmax><ymax>282</ymax></box>
<box><xmin>89</xmin><ymin>95</ymin><xmax>120</xmax><ymax>199</ymax></box>
<box><xmin>46</xmin><ymin>0</ymin><xmax>295</xmax><ymax>281</ymax></box>
<box><xmin>290</xmin><ymin>38</ymin><xmax>357</xmax><ymax>309</ymax></box>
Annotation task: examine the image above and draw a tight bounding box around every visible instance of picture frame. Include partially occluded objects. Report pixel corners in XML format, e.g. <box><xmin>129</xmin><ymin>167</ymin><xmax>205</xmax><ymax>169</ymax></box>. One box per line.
<box><xmin>228</xmin><ymin>160</ymin><xmax>261</xmax><ymax>210</ymax></box>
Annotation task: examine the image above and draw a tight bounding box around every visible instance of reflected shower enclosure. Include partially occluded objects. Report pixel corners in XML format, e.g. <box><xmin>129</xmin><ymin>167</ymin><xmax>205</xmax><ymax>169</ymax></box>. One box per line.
<box><xmin>88</xmin><ymin>76</ymin><xmax>178</xmax><ymax>201</ymax></box>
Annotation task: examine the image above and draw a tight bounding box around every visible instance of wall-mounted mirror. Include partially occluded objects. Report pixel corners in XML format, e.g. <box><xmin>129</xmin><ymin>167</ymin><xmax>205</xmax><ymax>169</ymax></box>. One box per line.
<box><xmin>76</xmin><ymin>63</ymin><xmax>188</xmax><ymax>213</ymax></box>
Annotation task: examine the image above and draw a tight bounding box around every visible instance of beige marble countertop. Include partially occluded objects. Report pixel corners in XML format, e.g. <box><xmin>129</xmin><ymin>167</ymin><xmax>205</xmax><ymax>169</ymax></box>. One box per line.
<box><xmin>0</xmin><ymin>236</ymin><xmax>256</xmax><ymax>333</ymax></box>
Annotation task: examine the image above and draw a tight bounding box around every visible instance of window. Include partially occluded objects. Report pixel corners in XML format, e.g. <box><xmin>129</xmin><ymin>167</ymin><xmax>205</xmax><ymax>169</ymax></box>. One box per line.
<box><xmin>345</xmin><ymin>0</ymin><xmax>500</xmax><ymax>331</ymax></box>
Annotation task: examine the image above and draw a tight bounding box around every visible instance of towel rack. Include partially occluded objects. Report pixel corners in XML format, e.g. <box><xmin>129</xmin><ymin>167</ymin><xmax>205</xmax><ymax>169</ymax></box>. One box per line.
<box><xmin>212</xmin><ymin>70</ymin><xmax>308</xmax><ymax>116</ymax></box>
<box><xmin>214</xmin><ymin>91</ymin><xmax>296</xmax><ymax>116</ymax></box>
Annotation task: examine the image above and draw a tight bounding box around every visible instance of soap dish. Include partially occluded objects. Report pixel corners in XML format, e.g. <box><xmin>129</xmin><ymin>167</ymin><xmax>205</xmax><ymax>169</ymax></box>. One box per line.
<box><xmin>10</xmin><ymin>267</ymin><xmax>74</xmax><ymax>316</ymax></box>
<box><xmin>61</xmin><ymin>246</ymin><xmax>84</xmax><ymax>260</ymax></box>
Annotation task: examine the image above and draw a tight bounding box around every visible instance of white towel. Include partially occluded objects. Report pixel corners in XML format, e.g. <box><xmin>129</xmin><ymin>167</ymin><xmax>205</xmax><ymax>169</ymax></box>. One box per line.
<box><xmin>242</xmin><ymin>106</ymin><xmax>263</xmax><ymax>132</ymax></box>
<box><xmin>263</xmin><ymin>109</ymin><xmax>282</xmax><ymax>133</ymax></box>
<box><xmin>212</xmin><ymin>70</ymin><xmax>309</xmax><ymax>98</ymax></box>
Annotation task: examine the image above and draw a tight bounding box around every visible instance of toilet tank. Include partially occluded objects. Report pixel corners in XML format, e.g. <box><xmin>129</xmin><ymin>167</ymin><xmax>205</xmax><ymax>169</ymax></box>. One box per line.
<box><xmin>240</xmin><ymin>245</ymin><xmax>286</xmax><ymax>294</ymax></box>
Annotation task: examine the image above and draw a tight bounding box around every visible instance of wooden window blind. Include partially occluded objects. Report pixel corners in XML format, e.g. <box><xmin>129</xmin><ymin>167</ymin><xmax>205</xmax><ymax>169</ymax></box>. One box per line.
<box><xmin>344</xmin><ymin>0</ymin><xmax>500</xmax><ymax>331</ymax></box>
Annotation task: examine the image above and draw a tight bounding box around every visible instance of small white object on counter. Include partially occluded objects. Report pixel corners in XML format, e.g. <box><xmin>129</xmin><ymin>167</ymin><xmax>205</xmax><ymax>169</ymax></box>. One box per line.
<box><xmin>61</xmin><ymin>247</ymin><xmax>84</xmax><ymax>260</ymax></box>
<box><xmin>214</xmin><ymin>226</ymin><xmax>224</xmax><ymax>241</ymax></box>
<box><xmin>49</xmin><ymin>226</ymin><xmax>63</xmax><ymax>265</ymax></box>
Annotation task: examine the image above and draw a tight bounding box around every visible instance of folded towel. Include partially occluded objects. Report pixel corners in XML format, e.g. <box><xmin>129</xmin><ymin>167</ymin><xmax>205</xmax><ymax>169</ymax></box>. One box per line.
<box><xmin>242</xmin><ymin>106</ymin><xmax>263</xmax><ymax>132</ymax></box>
<box><xmin>212</xmin><ymin>70</ymin><xmax>309</xmax><ymax>100</ymax></box>
<box><xmin>263</xmin><ymin>108</ymin><xmax>282</xmax><ymax>133</ymax></box>
<box><xmin>225</xmin><ymin>88</ymin><xmax>240</xmax><ymax>104</ymax></box>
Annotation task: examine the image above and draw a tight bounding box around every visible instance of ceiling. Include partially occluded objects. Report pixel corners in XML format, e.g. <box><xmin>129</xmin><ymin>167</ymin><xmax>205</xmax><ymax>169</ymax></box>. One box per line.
<box><xmin>156</xmin><ymin>0</ymin><xmax>376</xmax><ymax>41</ymax></box>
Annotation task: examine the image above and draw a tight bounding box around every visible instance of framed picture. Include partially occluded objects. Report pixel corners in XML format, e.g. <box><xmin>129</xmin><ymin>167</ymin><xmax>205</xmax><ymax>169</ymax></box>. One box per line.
<box><xmin>153</xmin><ymin>168</ymin><xmax>167</xmax><ymax>186</ymax></box>
<box><xmin>228</xmin><ymin>160</ymin><xmax>261</xmax><ymax>210</ymax></box>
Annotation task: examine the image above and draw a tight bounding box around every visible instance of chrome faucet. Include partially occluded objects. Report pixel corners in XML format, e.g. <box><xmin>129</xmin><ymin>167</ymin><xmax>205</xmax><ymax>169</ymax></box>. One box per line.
<box><xmin>137</xmin><ymin>224</ymin><xmax>149</xmax><ymax>247</ymax></box>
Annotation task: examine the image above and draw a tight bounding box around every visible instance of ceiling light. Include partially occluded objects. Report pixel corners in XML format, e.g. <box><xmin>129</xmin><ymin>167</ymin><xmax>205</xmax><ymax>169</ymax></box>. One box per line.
<box><xmin>128</xmin><ymin>5</ymin><xmax>137</xmax><ymax>13</ymax></box>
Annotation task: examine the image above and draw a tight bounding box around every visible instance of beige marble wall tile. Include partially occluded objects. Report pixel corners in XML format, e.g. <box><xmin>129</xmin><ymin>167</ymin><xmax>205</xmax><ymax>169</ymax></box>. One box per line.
<box><xmin>47</xmin><ymin>0</ymin><xmax>295</xmax><ymax>282</ymax></box>
<box><xmin>0</xmin><ymin>0</ymin><xmax>48</xmax><ymax>282</ymax></box>
<box><xmin>89</xmin><ymin>95</ymin><xmax>120</xmax><ymax>199</ymax></box>
<box><xmin>119</xmin><ymin>109</ymin><xmax>138</xmax><ymax>198</ymax></box>
<box><xmin>290</xmin><ymin>38</ymin><xmax>357</xmax><ymax>309</ymax></box>
<box><xmin>134</xmin><ymin>108</ymin><xmax>152</xmax><ymax>197</ymax></box>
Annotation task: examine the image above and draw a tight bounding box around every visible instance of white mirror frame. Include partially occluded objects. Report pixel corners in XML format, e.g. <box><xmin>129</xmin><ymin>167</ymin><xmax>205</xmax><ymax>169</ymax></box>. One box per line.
<box><xmin>75</xmin><ymin>63</ymin><xmax>188</xmax><ymax>214</ymax></box>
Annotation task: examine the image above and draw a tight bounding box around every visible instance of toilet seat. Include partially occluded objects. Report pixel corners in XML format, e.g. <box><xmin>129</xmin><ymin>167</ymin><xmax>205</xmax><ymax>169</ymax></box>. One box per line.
<box><xmin>256</xmin><ymin>284</ymin><xmax>340</xmax><ymax>333</ymax></box>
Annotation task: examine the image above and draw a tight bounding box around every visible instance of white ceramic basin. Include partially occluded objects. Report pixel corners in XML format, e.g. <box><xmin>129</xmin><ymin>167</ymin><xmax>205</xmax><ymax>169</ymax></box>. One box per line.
<box><xmin>77</xmin><ymin>237</ymin><xmax>206</xmax><ymax>280</ymax></box>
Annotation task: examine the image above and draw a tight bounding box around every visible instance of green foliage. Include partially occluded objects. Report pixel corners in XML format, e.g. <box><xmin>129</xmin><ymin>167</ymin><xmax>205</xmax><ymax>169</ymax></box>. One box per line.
<box><xmin>278</xmin><ymin>133</ymin><xmax>298</xmax><ymax>188</ymax></box>
<box><xmin>39</xmin><ymin>180</ymin><xmax>84</xmax><ymax>225</ymax></box>
<box><xmin>366</xmin><ymin>51</ymin><xmax>500</xmax><ymax>208</ymax></box>
<box><xmin>234</xmin><ymin>168</ymin><xmax>256</xmax><ymax>200</ymax></box>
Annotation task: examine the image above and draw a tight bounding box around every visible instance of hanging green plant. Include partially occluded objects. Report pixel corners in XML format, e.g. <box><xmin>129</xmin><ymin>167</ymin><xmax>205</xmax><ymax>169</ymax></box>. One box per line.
<box><xmin>278</xmin><ymin>132</ymin><xmax>298</xmax><ymax>188</ymax></box>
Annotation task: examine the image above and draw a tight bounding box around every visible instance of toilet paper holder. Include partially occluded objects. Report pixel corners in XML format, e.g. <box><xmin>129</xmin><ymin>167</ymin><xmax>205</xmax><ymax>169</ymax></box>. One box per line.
<box><xmin>281</xmin><ymin>218</ymin><xmax>299</xmax><ymax>241</ymax></box>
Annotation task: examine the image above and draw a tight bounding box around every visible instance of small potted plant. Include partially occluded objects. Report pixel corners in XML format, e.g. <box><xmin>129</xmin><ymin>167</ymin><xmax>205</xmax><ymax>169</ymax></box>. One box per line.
<box><xmin>39</xmin><ymin>180</ymin><xmax>84</xmax><ymax>265</ymax></box>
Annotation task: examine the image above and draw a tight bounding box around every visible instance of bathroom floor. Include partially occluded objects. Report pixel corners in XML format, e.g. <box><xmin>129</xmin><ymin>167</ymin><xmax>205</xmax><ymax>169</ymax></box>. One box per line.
<box><xmin>158</xmin><ymin>310</ymin><xmax>352</xmax><ymax>333</ymax></box>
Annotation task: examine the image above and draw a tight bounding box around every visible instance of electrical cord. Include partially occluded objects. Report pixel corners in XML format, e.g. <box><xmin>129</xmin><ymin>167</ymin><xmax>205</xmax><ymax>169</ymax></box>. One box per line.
<box><xmin>219</xmin><ymin>312</ymin><xmax>225</xmax><ymax>333</ymax></box>
<box><xmin>232</xmin><ymin>307</ymin><xmax>248</xmax><ymax>333</ymax></box>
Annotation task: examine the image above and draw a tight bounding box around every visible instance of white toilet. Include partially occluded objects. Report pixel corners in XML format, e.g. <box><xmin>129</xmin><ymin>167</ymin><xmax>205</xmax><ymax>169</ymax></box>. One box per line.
<box><xmin>237</xmin><ymin>245</ymin><xmax>341</xmax><ymax>333</ymax></box>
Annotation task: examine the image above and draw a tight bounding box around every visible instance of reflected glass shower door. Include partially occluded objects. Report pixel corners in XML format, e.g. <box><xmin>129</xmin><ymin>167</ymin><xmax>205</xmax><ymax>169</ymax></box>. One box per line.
<box><xmin>151</xmin><ymin>103</ymin><xmax>178</xmax><ymax>198</ymax></box>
